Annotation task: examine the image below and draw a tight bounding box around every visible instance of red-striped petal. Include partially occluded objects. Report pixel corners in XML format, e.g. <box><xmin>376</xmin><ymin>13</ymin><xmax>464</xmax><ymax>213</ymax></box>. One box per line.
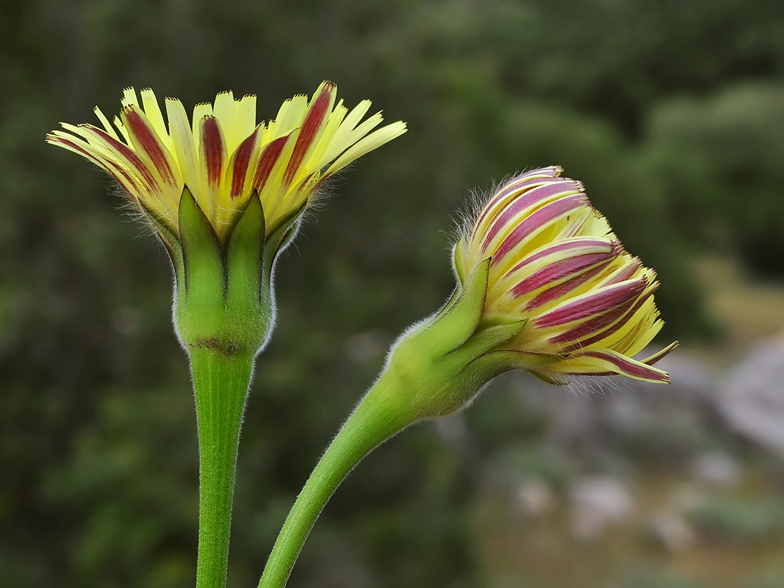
<box><xmin>565</xmin><ymin>350</ymin><xmax>671</xmax><ymax>382</ymax></box>
<box><xmin>473</xmin><ymin>169</ymin><xmax>562</xmax><ymax>232</ymax></box>
<box><xmin>229</xmin><ymin>126</ymin><xmax>261</xmax><ymax>198</ymax></box>
<box><xmin>78</xmin><ymin>124</ymin><xmax>159</xmax><ymax>192</ymax></box>
<box><xmin>524</xmin><ymin>264</ymin><xmax>609</xmax><ymax>311</ymax></box>
<box><xmin>48</xmin><ymin>135</ymin><xmax>145</xmax><ymax>199</ymax></box>
<box><xmin>201</xmin><ymin>116</ymin><xmax>224</xmax><ymax>186</ymax></box>
<box><xmin>550</xmin><ymin>297</ymin><xmax>640</xmax><ymax>347</ymax></box>
<box><xmin>122</xmin><ymin>107</ymin><xmax>177</xmax><ymax>186</ymax></box>
<box><xmin>283</xmin><ymin>83</ymin><xmax>334</xmax><ymax>185</ymax></box>
<box><xmin>482</xmin><ymin>180</ymin><xmax>582</xmax><ymax>251</ymax></box>
<box><xmin>253</xmin><ymin>135</ymin><xmax>290</xmax><ymax>192</ymax></box>
<box><xmin>491</xmin><ymin>193</ymin><xmax>588</xmax><ymax>262</ymax></box>
<box><xmin>511</xmin><ymin>252</ymin><xmax>616</xmax><ymax>298</ymax></box>
<box><xmin>534</xmin><ymin>277</ymin><xmax>647</xmax><ymax>328</ymax></box>
<box><xmin>641</xmin><ymin>341</ymin><xmax>679</xmax><ymax>366</ymax></box>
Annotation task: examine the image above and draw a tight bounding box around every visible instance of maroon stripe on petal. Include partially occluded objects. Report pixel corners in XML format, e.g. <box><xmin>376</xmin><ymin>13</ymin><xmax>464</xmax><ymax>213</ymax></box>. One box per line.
<box><xmin>50</xmin><ymin>136</ymin><xmax>134</xmax><ymax>192</ymax></box>
<box><xmin>482</xmin><ymin>180</ymin><xmax>581</xmax><ymax>251</ymax></box>
<box><xmin>474</xmin><ymin>173</ymin><xmax>560</xmax><ymax>232</ymax></box>
<box><xmin>511</xmin><ymin>238</ymin><xmax>612</xmax><ymax>271</ymax></box>
<box><xmin>123</xmin><ymin>108</ymin><xmax>177</xmax><ymax>185</ymax></box>
<box><xmin>283</xmin><ymin>84</ymin><xmax>334</xmax><ymax>185</ymax></box>
<box><xmin>574</xmin><ymin>351</ymin><xmax>670</xmax><ymax>382</ymax></box>
<box><xmin>49</xmin><ymin>135</ymin><xmax>106</xmax><ymax>166</ymax></box>
<box><xmin>551</xmin><ymin>297</ymin><xmax>639</xmax><ymax>347</ymax></box>
<box><xmin>253</xmin><ymin>135</ymin><xmax>289</xmax><ymax>192</ymax></box>
<box><xmin>491</xmin><ymin>193</ymin><xmax>586</xmax><ymax>262</ymax></box>
<box><xmin>524</xmin><ymin>264</ymin><xmax>609</xmax><ymax>311</ymax></box>
<box><xmin>84</xmin><ymin>126</ymin><xmax>159</xmax><ymax>190</ymax></box>
<box><xmin>201</xmin><ymin>116</ymin><xmax>224</xmax><ymax>186</ymax></box>
<box><xmin>511</xmin><ymin>252</ymin><xmax>615</xmax><ymax>298</ymax></box>
<box><xmin>558</xmin><ymin>286</ymin><xmax>657</xmax><ymax>350</ymax></box>
<box><xmin>230</xmin><ymin>127</ymin><xmax>260</xmax><ymax>198</ymax></box>
<box><xmin>50</xmin><ymin>136</ymin><xmax>147</xmax><ymax>200</ymax></box>
<box><xmin>603</xmin><ymin>258</ymin><xmax>642</xmax><ymax>285</ymax></box>
<box><xmin>534</xmin><ymin>277</ymin><xmax>647</xmax><ymax>328</ymax></box>
<box><xmin>643</xmin><ymin>341</ymin><xmax>678</xmax><ymax>365</ymax></box>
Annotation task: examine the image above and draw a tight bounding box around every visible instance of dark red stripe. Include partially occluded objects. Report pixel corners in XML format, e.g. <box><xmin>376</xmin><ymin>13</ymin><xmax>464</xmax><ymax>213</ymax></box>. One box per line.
<box><xmin>84</xmin><ymin>125</ymin><xmax>159</xmax><ymax>190</ymax></box>
<box><xmin>524</xmin><ymin>264</ymin><xmax>609</xmax><ymax>311</ymax></box>
<box><xmin>551</xmin><ymin>297</ymin><xmax>640</xmax><ymax>347</ymax></box>
<box><xmin>201</xmin><ymin>116</ymin><xmax>224</xmax><ymax>186</ymax></box>
<box><xmin>492</xmin><ymin>194</ymin><xmax>586</xmax><ymax>262</ymax></box>
<box><xmin>511</xmin><ymin>252</ymin><xmax>615</xmax><ymax>298</ymax></box>
<box><xmin>230</xmin><ymin>127</ymin><xmax>260</xmax><ymax>198</ymax></box>
<box><xmin>253</xmin><ymin>135</ymin><xmax>289</xmax><ymax>192</ymax></box>
<box><xmin>123</xmin><ymin>108</ymin><xmax>176</xmax><ymax>185</ymax></box>
<box><xmin>603</xmin><ymin>258</ymin><xmax>641</xmax><ymax>285</ymax></box>
<box><xmin>482</xmin><ymin>180</ymin><xmax>580</xmax><ymax>251</ymax></box>
<box><xmin>506</xmin><ymin>238</ymin><xmax>612</xmax><ymax>274</ymax></box>
<box><xmin>50</xmin><ymin>136</ymin><xmax>146</xmax><ymax>200</ymax></box>
<box><xmin>472</xmin><ymin>172</ymin><xmax>558</xmax><ymax>234</ymax></box>
<box><xmin>283</xmin><ymin>83</ymin><xmax>334</xmax><ymax>185</ymax></box>
<box><xmin>534</xmin><ymin>277</ymin><xmax>647</xmax><ymax>328</ymax></box>
<box><xmin>559</xmin><ymin>283</ymin><xmax>659</xmax><ymax>351</ymax></box>
<box><xmin>643</xmin><ymin>342</ymin><xmax>678</xmax><ymax>366</ymax></box>
<box><xmin>576</xmin><ymin>351</ymin><xmax>670</xmax><ymax>382</ymax></box>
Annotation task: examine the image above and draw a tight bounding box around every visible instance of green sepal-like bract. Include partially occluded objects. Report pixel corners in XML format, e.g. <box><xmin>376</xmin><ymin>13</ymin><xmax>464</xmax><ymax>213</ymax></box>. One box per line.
<box><xmin>170</xmin><ymin>187</ymin><xmax>300</xmax><ymax>358</ymax></box>
<box><xmin>371</xmin><ymin>259</ymin><xmax>531</xmax><ymax>421</ymax></box>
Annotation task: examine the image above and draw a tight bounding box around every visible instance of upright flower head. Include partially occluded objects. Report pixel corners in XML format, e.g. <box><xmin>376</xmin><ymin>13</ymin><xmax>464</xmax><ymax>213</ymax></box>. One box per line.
<box><xmin>47</xmin><ymin>83</ymin><xmax>406</xmax><ymax>357</ymax></box>
<box><xmin>47</xmin><ymin>81</ymin><xmax>406</xmax><ymax>245</ymax></box>
<box><xmin>453</xmin><ymin>166</ymin><xmax>676</xmax><ymax>384</ymax></box>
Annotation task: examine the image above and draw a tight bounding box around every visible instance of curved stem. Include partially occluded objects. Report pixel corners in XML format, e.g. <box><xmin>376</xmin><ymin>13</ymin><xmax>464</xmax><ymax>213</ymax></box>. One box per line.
<box><xmin>191</xmin><ymin>348</ymin><xmax>254</xmax><ymax>588</ymax></box>
<box><xmin>258</xmin><ymin>371</ymin><xmax>413</xmax><ymax>588</ymax></box>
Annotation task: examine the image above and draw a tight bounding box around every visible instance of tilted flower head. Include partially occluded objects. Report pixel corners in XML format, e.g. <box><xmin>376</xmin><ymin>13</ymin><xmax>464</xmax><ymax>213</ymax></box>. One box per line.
<box><xmin>453</xmin><ymin>166</ymin><xmax>677</xmax><ymax>384</ymax></box>
<box><xmin>354</xmin><ymin>167</ymin><xmax>678</xmax><ymax>428</ymax></box>
<box><xmin>253</xmin><ymin>168</ymin><xmax>679</xmax><ymax>588</ymax></box>
<box><xmin>46</xmin><ymin>81</ymin><xmax>407</xmax><ymax>245</ymax></box>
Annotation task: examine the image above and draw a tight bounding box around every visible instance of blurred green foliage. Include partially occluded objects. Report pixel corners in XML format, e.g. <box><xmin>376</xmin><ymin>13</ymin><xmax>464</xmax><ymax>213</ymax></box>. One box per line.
<box><xmin>689</xmin><ymin>497</ymin><xmax>784</xmax><ymax>544</ymax></box>
<box><xmin>2</xmin><ymin>0</ymin><xmax>784</xmax><ymax>586</ymax></box>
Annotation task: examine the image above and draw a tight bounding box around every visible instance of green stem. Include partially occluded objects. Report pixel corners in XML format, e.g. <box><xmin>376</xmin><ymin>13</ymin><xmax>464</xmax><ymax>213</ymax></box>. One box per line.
<box><xmin>258</xmin><ymin>370</ymin><xmax>413</xmax><ymax>588</ymax></box>
<box><xmin>191</xmin><ymin>348</ymin><xmax>254</xmax><ymax>588</ymax></box>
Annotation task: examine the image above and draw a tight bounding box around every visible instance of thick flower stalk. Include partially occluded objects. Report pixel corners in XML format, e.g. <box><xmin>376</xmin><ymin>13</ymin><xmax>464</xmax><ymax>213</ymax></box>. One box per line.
<box><xmin>47</xmin><ymin>82</ymin><xmax>406</xmax><ymax>588</ymax></box>
<box><xmin>259</xmin><ymin>166</ymin><xmax>676</xmax><ymax>588</ymax></box>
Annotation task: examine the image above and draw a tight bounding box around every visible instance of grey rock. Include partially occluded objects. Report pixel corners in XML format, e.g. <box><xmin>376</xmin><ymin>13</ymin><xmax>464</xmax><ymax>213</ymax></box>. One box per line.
<box><xmin>691</xmin><ymin>451</ymin><xmax>741</xmax><ymax>487</ymax></box>
<box><xmin>719</xmin><ymin>339</ymin><xmax>784</xmax><ymax>457</ymax></box>
<box><xmin>648</xmin><ymin>511</ymin><xmax>695</xmax><ymax>553</ymax></box>
<box><xmin>515</xmin><ymin>478</ymin><xmax>554</xmax><ymax>518</ymax></box>
<box><xmin>570</xmin><ymin>476</ymin><xmax>636</xmax><ymax>538</ymax></box>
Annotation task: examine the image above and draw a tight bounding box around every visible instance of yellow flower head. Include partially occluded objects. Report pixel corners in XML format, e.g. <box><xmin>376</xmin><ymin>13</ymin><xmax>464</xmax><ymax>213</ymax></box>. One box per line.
<box><xmin>47</xmin><ymin>82</ymin><xmax>407</xmax><ymax>242</ymax></box>
<box><xmin>454</xmin><ymin>166</ymin><xmax>677</xmax><ymax>383</ymax></box>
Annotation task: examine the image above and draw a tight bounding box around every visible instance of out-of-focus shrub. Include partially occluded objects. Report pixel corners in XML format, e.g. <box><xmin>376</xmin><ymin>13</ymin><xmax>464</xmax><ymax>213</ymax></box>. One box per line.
<box><xmin>643</xmin><ymin>82</ymin><xmax>784</xmax><ymax>276</ymax></box>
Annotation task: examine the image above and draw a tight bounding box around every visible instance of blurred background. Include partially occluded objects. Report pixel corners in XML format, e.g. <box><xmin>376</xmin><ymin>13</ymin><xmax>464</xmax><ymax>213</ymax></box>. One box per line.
<box><xmin>3</xmin><ymin>0</ymin><xmax>784</xmax><ymax>586</ymax></box>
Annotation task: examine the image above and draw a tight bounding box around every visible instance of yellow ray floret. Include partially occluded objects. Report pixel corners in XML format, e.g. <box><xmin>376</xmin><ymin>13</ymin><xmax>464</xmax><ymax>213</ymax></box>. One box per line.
<box><xmin>47</xmin><ymin>82</ymin><xmax>407</xmax><ymax>241</ymax></box>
